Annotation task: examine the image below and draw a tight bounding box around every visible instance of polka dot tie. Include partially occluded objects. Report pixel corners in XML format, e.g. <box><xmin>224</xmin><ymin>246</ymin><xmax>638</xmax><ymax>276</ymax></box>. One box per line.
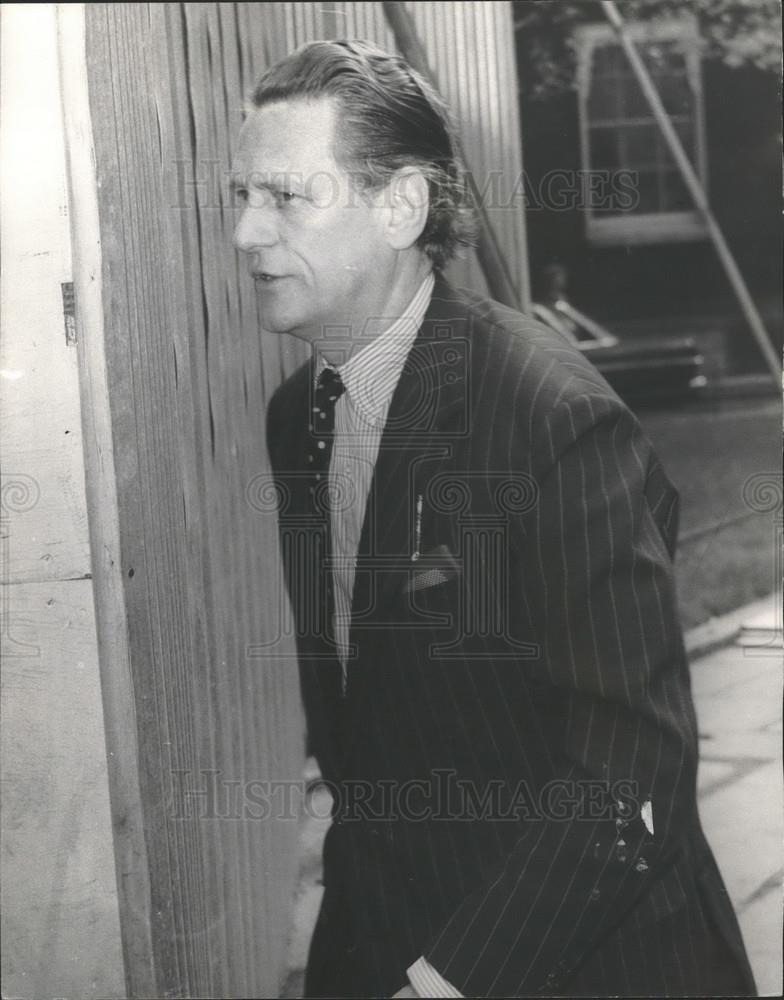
<box><xmin>308</xmin><ymin>366</ymin><xmax>346</xmax><ymax>668</ymax></box>
<box><xmin>308</xmin><ymin>365</ymin><xmax>346</xmax><ymax>491</ymax></box>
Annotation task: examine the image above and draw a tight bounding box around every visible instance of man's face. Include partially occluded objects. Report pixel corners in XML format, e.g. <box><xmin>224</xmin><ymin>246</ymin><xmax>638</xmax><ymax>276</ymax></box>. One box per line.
<box><xmin>232</xmin><ymin>98</ymin><xmax>395</xmax><ymax>343</ymax></box>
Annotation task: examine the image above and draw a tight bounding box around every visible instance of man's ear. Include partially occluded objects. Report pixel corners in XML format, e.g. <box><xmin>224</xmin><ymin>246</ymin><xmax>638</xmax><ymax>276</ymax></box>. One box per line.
<box><xmin>383</xmin><ymin>167</ymin><xmax>430</xmax><ymax>251</ymax></box>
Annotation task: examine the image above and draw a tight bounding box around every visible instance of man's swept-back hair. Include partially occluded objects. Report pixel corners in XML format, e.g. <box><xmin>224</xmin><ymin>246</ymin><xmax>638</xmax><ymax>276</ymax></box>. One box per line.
<box><xmin>250</xmin><ymin>39</ymin><xmax>475</xmax><ymax>270</ymax></box>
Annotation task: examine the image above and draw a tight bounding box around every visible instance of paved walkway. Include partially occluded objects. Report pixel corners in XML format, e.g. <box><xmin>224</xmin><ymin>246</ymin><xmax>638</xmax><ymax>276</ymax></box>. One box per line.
<box><xmin>692</xmin><ymin>596</ymin><xmax>783</xmax><ymax>996</ymax></box>
<box><xmin>282</xmin><ymin>596</ymin><xmax>783</xmax><ymax>996</ymax></box>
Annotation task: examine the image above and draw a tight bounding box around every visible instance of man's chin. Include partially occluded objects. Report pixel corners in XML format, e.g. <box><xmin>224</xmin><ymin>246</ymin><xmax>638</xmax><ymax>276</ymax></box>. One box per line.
<box><xmin>255</xmin><ymin>291</ymin><xmax>311</xmax><ymax>339</ymax></box>
<box><xmin>260</xmin><ymin>319</ymin><xmax>292</xmax><ymax>336</ymax></box>
<box><xmin>259</xmin><ymin>311</ymin><xmax>312</xmax><ymax>342</ymax></box>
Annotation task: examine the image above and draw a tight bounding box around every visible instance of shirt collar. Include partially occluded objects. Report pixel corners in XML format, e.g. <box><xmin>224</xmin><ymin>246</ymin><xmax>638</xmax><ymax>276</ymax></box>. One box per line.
<box><xmin>317</xmin><ymin>271</ymin><xmax>435</xmax><ymax>425</ymax></box>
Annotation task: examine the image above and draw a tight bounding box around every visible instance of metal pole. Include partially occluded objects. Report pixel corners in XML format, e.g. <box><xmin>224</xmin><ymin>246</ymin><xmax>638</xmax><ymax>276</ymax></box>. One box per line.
<box><xmin>381</xmin><ymin>1</ymin><xmax>523</xmax><ymax>311</ymax></box>
<box><xmin>601</xmin><ymin>0</ymin><xmax>781</xmax><ymax>381</ymax></box>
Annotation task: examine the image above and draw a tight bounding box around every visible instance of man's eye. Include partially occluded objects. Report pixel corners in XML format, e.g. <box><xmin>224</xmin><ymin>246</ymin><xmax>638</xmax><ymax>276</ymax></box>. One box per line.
<box><xmin>277</xmin><ymin>190</ymin><xmax>297</xmax><ymax>205</ymax></box>
<box><xmin>233</xmin><ymin>187</ymin><xmax>248</xmax><ymax>203</ymax></box>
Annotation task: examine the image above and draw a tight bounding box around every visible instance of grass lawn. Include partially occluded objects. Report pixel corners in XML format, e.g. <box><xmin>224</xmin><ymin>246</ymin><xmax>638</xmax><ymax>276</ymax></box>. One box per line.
<box><xmin>636</xmin><ymin>396</ymin><xmax>781</xmax><ymax>630</ymax></box>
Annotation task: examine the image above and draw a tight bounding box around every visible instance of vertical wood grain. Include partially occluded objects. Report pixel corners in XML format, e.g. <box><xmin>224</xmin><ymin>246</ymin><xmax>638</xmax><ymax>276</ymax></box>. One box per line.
<box><xmin>81</xmin><ymin>5</ymin><xmax>211</xmax><ymax>994</ymax></box>
<box><xmin>77</xmin><ymin>2</ymin><xmax>307</xmax><ymax>995</ymax></box>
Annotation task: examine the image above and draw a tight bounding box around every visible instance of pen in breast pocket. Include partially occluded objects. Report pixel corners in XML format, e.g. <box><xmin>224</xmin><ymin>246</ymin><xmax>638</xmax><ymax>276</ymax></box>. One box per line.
<box><xmin>412</xmin><ymin>493</ymin><xmax>423</xmax><ymax>561</ymax></box>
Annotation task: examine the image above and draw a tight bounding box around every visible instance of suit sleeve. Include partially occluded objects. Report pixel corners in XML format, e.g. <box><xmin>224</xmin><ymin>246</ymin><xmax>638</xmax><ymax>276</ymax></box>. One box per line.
<box><xmin>424</xmin><ymin>393</ymin><xmax>696</xmax><ymax>996</ymax></box>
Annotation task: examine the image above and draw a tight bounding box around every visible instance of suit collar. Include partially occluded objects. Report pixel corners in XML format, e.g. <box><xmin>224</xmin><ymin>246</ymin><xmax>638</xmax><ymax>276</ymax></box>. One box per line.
<box><xmin>373</xmin><ymin>273</ymin><xmax>470</xmax><ymax>437</ymax></box>
<box><xmin>342</xmin><ymin>276</ymin><xmax>472</xmax><ymax>741</ymax></box>
<box><xmin>352</xmin><ymin>273</ymin><xmax>470</xmax><ymax>551</ymax></box>
<box><xmin>339</xmin><ymin>270</ymin><xmax>435</xmax><ymax>419</ymax></box>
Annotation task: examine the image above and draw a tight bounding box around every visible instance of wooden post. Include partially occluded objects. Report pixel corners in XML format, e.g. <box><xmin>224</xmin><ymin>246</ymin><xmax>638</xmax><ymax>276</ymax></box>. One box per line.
<box><xmin>57</xmin><ymin>4</ymin><xmax>209</xmax><ymax>995</ymax></box>
<box><xmin>58</xmin><ymin>4</ymin><xmax>158</xmax><ymax>997</ymax></box>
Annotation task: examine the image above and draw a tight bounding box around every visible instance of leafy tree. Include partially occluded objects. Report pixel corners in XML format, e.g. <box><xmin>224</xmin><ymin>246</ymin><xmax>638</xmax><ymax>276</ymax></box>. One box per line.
<box><xmin>513</xmin><ymin>0</ymin><xmax>782</xmax><ymax>99</ymax></box>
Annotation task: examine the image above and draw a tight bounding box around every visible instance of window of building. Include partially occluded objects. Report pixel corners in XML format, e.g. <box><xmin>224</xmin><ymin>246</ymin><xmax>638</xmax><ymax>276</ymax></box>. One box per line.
<box><xmin>575</xmin><ymin>17</ymin><xmax>708</xmax><ymax>245</ymax></box>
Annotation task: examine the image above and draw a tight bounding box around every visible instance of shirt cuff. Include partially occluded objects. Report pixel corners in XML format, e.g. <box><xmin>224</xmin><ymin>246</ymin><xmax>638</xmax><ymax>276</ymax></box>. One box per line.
<box><xmin>407</xmin><ymin>956</ymin><xmax>464</xmax><ymax>997</ymax></box>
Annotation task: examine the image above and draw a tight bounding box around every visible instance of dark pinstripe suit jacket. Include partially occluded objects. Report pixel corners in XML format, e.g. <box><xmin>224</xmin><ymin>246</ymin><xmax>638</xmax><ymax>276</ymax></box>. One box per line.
<box><xmin>267</xmin><ymin>276</ymin><xmax>755</xmax><ymax>998</ymax></box>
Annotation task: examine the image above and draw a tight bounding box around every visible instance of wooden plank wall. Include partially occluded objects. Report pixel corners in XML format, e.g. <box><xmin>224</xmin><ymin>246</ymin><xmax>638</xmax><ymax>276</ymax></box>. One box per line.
<box><xmin>79</xmin><ymin>5</ymin><xmax>307</xmax><ymax>997</ymax></box>
<box><xmin>74</xmin><ymin>3</ymin><xmax>527</xmax><ymax>996</ymax></box>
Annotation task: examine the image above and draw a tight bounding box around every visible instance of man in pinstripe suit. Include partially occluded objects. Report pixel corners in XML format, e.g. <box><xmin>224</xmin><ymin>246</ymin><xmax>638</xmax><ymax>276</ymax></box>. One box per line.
<box><xmin>234</xmin><ymin>40</ymin><xmax>756</xmax><ymax>999</ymax></box>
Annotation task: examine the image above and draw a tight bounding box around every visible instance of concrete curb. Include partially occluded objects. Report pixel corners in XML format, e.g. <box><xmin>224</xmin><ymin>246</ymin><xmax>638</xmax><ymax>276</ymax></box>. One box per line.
<box><xmin>685</xmin><ymin>594</ymin><xmax>778</xmax><ymax>662</ymax></box>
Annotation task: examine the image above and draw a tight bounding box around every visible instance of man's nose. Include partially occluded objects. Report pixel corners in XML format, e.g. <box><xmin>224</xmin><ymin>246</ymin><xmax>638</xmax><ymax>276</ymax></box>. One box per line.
<box><xmin>233</xmin><ymin>203</ymin><xmax>279</xmax><ymax>254</ymax></box>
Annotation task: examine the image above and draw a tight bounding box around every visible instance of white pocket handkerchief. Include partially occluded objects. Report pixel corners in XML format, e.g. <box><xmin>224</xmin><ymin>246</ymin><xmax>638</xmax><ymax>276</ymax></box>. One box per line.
<box><xmin>403</xmin><ymin>545</ymin><xmax>461</xmax><ymax>594</ymax></box>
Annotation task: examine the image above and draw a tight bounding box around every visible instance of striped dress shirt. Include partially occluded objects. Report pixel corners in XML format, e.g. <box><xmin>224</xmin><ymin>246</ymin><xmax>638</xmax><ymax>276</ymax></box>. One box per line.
<box><xmin>316</xmin><ymin>270</ymin><xmax>461</xmax><ymax>998</ymax></box>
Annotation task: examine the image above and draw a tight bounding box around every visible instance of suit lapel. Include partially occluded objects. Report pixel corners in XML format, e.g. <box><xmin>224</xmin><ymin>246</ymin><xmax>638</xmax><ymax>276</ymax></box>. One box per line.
<box><xmin>351</xmin><ymin>277</ymin><xmax>470</xmax><ymax>605</ymax></box>
<box><xmin>342</xmin><ymin>278</ymin><xmax>472</xmax><ymax>747</ymax></box>
<box><xmin>280</xmin><ymin>279</ymin><xmax>476</xmax><ymax>775</ymax></box>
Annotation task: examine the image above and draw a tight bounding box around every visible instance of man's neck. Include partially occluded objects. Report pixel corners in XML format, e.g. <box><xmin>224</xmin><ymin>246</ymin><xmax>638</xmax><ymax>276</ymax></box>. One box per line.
<box><xmin>319</xmin><ymin>255</ymin><xmax>434</xmax><ymax>365</ymax></box>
